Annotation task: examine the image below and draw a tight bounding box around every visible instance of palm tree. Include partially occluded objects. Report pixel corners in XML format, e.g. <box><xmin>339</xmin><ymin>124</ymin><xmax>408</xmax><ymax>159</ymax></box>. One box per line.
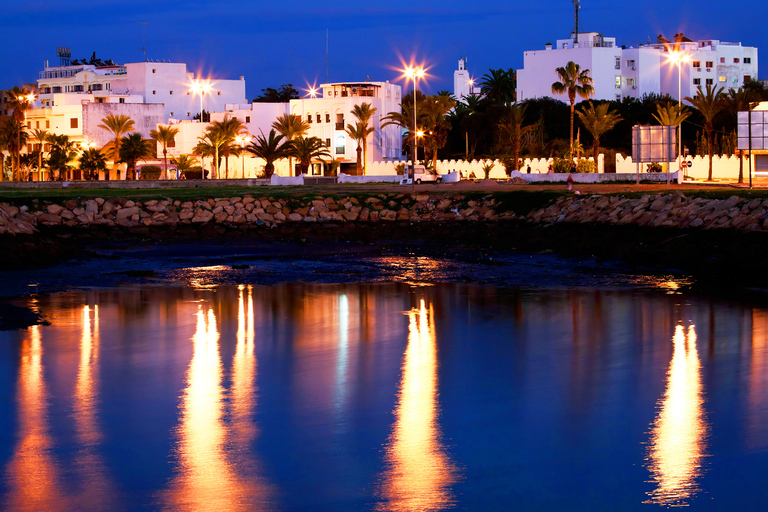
<box><xmin>551</xmin><ymin>61</ymin><xmax>595</xmax><ymax>158</ymax></box>
<box><xmin>576</xmin><ymin>101</ymin><xmax>622</xmax><ymax>165</ymax></box>
<box><xmin>47</xmin><ymin>134</ymin><xmax>78</xmax><ymax>181</ymax></box>
<box><xmin>171</xmin><ymin>154</ymin><xmax>199</xmax><ymax>178</ymax></box>
<box><xmin>345</xmin><ymin>121</ymin><xmax>369</xmax><ymax>175</ymax></box>
<box><xmin>350</xmin><ymin>103</ymin><xmax>378</xmax><ymax>173</ymax></box>
<box><xmin>479</xmin><ymin>68</ymin><xmax>516</xmax><ymax>105</ymax></box>
<box><xmin>149</xmin><ymin>125</ymin><xmax>180</xmax><ymax>180</ymax></box>
<box><xmin>685</xmin><ymin>84</ymin><xmax>726</xmax><ymax>181</ymax></box>
<box><xmin>98</xmin><ymin>114</ymin><xmax>135</xmax><ymax>180</ymax></box>
<box><xmin>498</xmin><ymin>103</ymin><xmax>536</xmax><ymax>173</ymax></box>
<box><xmin>271</xmin><ymin>113</ymin><xmax>309</xmax><ymax>176</ymax></box>
<box><xmin>420</xmin><ymin>94</ymin><xmax>456</xmax><ymax>171</ymax></box>
<box><xmin>0</xmin><ymin>119</ymin><xmax>27</xmax><ymax>181</ymax></box>
<box><xmin>5</xmin><ymin>86</ymin><xmax>34</xmax><ymax>181</ymax></box>
<box><xmin>288</xmin><ymin>136</ymin><xmax>331</xmax><ymax>175</ymax></box>
<box><xmin>210</xmin><ymin>116</ymin><xmax>248</xmax><ymax>178</ymax></box>
<box><xmin>118</xmin><ymin>133</ymin><xmax>154</xmax><ymax>180</ymax></box>
<box><xmin>29</xmin><ymin>128</ymin><xmax>49</xmax><ymax>181</ymax></box>
<box><xmin>79</xmin><ymin>148</ymin><xmax>107</xmax><ymax>180</ymax></box>
<box><xmin>245</xmin><ymin>129</ymin><xmax>292</xmax><ymax>178</ymax></box>
<box><xmin>723</xmin><ymin>87</ymin><xmax>760</xmax><ymax>183</ymax></box>
<box><xmin>195</xmin><ymin>129</ymin><xmax>228</xmax><ymax>179</ymax></box>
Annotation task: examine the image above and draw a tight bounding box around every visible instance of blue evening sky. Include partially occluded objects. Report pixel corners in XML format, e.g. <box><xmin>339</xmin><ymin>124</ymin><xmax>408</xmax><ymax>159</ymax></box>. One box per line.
<box><xmin>2</xmin><ymin>0</ymin><xmax>766</xmax><ymax>100</ymax></box>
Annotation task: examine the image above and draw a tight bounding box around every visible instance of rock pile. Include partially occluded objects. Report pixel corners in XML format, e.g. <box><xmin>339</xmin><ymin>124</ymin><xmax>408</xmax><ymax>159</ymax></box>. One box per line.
<box><xmin>528</xmin><ymin>191</ymin><xmax>768</xmax><ymax>231</ymax></box>
<box><xmin>0</xmin><ymin>193</ymin><xmax>514</xmax><ymax>235</ymax></box>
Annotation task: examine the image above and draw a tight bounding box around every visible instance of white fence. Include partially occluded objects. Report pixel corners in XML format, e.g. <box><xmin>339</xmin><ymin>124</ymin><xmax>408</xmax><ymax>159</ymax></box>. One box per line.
<box><xmin>616</xmin><ymin>153</ymin><xmax>752</xmax><ymax>181</ymax></box>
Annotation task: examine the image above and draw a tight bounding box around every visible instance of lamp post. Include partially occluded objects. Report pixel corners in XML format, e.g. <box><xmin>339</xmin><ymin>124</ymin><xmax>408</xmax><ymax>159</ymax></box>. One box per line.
<box><xmin>189</xmin><ymin>79</ymin><xmax>211</xmax><ymax>123</ymax></box>
<box><xmin>670</xmin><ymin>52</ymin><xmax>689</xmax><ymax>178</ymax></box>
<box><xmin>404</xmin><ymin>66</ymin><xmax>425</xmax><ymax>188</ymax></box>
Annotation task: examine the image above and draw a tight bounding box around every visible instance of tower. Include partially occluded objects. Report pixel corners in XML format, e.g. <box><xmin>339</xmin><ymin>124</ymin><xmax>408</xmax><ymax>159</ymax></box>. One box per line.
<box><xmin>453</xmin><ymin>55</ymin><xmax>471</xmax><ymax>100</ymax></box>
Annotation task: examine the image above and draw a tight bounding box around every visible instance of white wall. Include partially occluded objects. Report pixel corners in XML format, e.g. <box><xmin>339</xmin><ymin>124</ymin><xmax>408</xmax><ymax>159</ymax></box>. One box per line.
<box><xmin>616</xmin><ymin>153</ymin><xmax>759</xmax><ymax>180</ymax></box>
<box><xmin>82</xmin><ymin>103</ymin><xmax>165</xmax><ymax>147</ymax></box>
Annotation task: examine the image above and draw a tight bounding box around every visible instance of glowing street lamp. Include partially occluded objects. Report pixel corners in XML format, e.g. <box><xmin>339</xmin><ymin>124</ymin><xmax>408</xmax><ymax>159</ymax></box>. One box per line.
<box><xmin>307</xmin><ymin>86</ymin><xmax>318</xmax><ymax>99</ymax></box>
<box><xmin>404</xmin><ymin>65</ymin><xmax>425</xmax><ymax>185</ymax></box>
<box><xmin>668</xmin><ymin>51</ymin><xmax>690</xmax><ymax>175</ymax></box>
<box><xmin>189</xmin><ymin>79</ymin><xmax>211</xmax><ymax>123</ymax></box>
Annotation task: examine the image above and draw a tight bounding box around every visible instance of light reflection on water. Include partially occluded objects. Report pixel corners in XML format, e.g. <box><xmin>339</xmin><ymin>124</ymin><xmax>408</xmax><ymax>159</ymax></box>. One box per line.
<box><xmin>1</xmin><ymin>282</ymin><xmax>768</xmax><ymax>509</ymax></box>
<box><xmin>645</xmin><ymin>325</ymin><xmax>708</xmax><ymax>506</ymax></box>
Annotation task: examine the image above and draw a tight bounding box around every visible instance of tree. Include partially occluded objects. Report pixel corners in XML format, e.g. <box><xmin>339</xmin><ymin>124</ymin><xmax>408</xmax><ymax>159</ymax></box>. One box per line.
<box><xmin>350</xmin><ymin>102</ymin><xmax>378</xmax><ymax>173</ymax></box>
<box><xmin>194</xmin><ymin>129</ymin><xmax>228</xmax><ymax>179</ymax></box>
<box><xmin>47</xmin><ymin>134</ymin><xmax>78</xmax><ymax>180</ymax></box>
<box><xmin>149</xmin><ymin>125</ymin><xmax>180</xmax><ymax>180</ymax></box>
<box><xmin>576</xmin><ymin>101</ymin><xmax>622</xmax><ymax>164</ymax></box>
<box><xmin>497</xmin><ymin>103</ymin><xmax>536</xmax><ymax>173</ymax></box>
<box><xmin>29</xmin><ymin>129</ymin><xmax>49</xmax><ymax>181</ymax></box>
<box><xmin>98</xmin><ymin>114</ymin><xmax>135</xmax><ymax>180</ymax></box>
<box><xmin>345</xmin><ymin>121</ymin><xmax>369</xmax><ymax>174</ymax></box>
<box><xmin>245</xmin><ymin>129</ymin><xmax>292</xmax><ymax>178</ymax></box>
<box><xmin>652</xmin><ymin>102</ymin><xmax>692</xmax><ymax>127</ymax></box>
<box><xmin>685</xmin><ymin>84</ymin><xmax>726</xmax><ymax>181</ymax></box>
<box><xmin>723</xmin><ymin>87</ymin><xmax>760</xmax><ymax>183</ymax></box>
<box><xmin>420</xmin><ymin>94</ymin><xmax>456</xmax><ymax>171</ymax></box>
<box><xmin>551</xmin><ymin>61</ymin><xmax>595</xmax><ymax>158</ymax></box>
<box><xmin>118</xmin><ymin>133</ymin><xmax>154</xmax><ymax>180</ymax></box>
<box><xmin>288</xmin><ymin>136</ymin><xmax>331</xmax><ymax>175</ymax></box>
<box><xmin>209</xmin><ymin>117</ymin><xmax>248</xmax><ymax>178</ymax></box>
<box><xmin>5</xmin><ymin>86</ymin><xmax>34</xmax><ymax>181</ymax></box>
<box><xmin>252</xmin><ymin>84</ymin><xmax>299</xmax><ymax>103</ymax></box>
<box><xmin>79</xmin><ymin>148</ymin><xmax>107</xmax><ymax>180</ymax></box>
<box><xmin>480</xmin><ymin>68</ymin><xmax>516</xmax><ymax>105</ymax></box>
<box><xmin>0</xmin><ymin>119</ymin><xmax>27</xmax><ymax>181</ymax></box>
<box><xmin>171</xmin><ymin>154</ymin><xmax>198</xmax><ymax>176</ymax></box>
<box><xmin>272</xmin><ymin>113</ymin><xmax>310</xmax><ymax>176</ymax></box>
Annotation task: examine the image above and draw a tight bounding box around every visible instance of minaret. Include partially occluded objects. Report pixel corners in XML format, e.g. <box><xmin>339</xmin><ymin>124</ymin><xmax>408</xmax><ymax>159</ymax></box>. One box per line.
<box><xmin>453</xmin><ymin>56</ymin><xmax>471</xmax><ymax>100</ymax></box>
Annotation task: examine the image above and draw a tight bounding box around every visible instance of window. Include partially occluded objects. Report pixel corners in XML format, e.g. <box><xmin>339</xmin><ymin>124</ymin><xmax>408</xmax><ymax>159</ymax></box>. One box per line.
<box><xmin>70</xmin><ymin>118</ymin><xmax>78</xmax><ymax>129</ymax></box>
<box><xmin>316</xmin><ymin>113</ymin><xmax>321</xmax><ymax>123</ymax></box>
<box><xmin>46</xmin><ymin>120</ymin><xmax>50</xmax><ymax>128</ymax></box>
<box><xmin>91</xmin><ymin>83</ymin><xmax>102</xmax><ymax>91</ymax></box>
<box><xmin>168</xmin><ymin>137</ymin><xmax>176</xmax><ymax>148</ymax></box>
<box><xmin>734</xmin><ymin>58</ymin><xmax>740</xmax><ymax>63</ymax></box>
<box><xmin>626</xmin><ymin>59</ymin><xmax>636</xmax><ymax>69</ymax></box>
<box><xmin>187</xmin><ymin>112</ymin><xmax>190</xmax><ymax>117</ymax></box>
<box><xmin>186</xmin><ymin>91</ymin><xmax>190</xmax><ymax>95</ymax></box>
<box><xmin>73</xmin><ymin>85</ymin><xmax>83</xmax><ymax>92</ymax></box>
<box><xmin>27</xmin><ymin>121</ymin><xmax>31</xmax><ymax>128</ymax></box>
<box><xmin>720</xmin><ymin>57</ymin><xmax>726</xmax><ymax>63</ymax></box>
<box><xmin>119</xmin><ymin>98</ymin><xmax>125</xmax><ymax>103</ymax></box>
<box><xmin>693</xmin><ymin>78</ymin><xmax>701</xmax><ymax>85</ymax></box>
<box><xmin>335</xmin><ymin>135</ymin><xmax>345</xmax><ymax>155</ymax></box>
<box><xmin>245</xmin><ymin>116</ymin><xmax>250</xmax><ymax>123</ymax></box>
<box><xmin>170</xmin><ymin>112</ymin><xmax>173</xmax><ymax>116</ymax></box>
<box><xmin>692</xmin><ymin>61</ymin><xmax>701</xmax><ymax>68</ymax></box>
<box><xmin>719</xmin><ymin>76</ymin><xmax>726</xmax><ymax>82</ymax></box>
<box><xmin>561</xmin><ymin>43</ymin><xmax>569</xmax><ymax>49</ymax></box>
<box><xmin>706</xmin><ymin>78</ymin><xmax>713</xmax><ymax>85</ymax></box>
<box><xmin>152</xmin><ymin>68</ymin><xmax>156</xmax><ymax>73</ymax></box>
<box><xmin>325</xmin><ymin>113</ymin><xmax>330</xmax><ymax>123</ymax></box>
<box><xmin>170</xmin><ymin>90</ymin><xmax>173</xmax><ymax>95</ymax></box>
<box><xmin>106</xmin><ymin>83</ymin><xmax>110</xmax><ymax>90</ymax></box>
<box><xmin>745</xmin><ymin>75</ymin><xmax>752</xmax><ymax>83</ymax></box>
<box><xmin>744</xmin><ymin>58</ymin><xmax>751</xmax><ymax>64</ymax></box>
<box><xmin>705</xmin><ymin>61</ymin><xmax>713</xmax><ymax>68</ymax></box>
<box><xmin>36</xmin><ymin>121</ymin><xmax>39</xmax><ymax>128</ymax></box>
<box><xmin>615</xmin><ymin>76</ymin><xmax>621</xmax><ymax>89</ymax></box>
<box><xmin>52</xmin><ymin>86</ymin><xmax>61</xmax><ymax>93</ymax></box>
<box><xmin>616</xmin><ymin>94</ymin><xmax>621</xmax><ymax>101</ymax></box>
<box><xmin>217</xmin><ymin>91</ymin><xmax>220</xmax><ymax>95</ymax></box>
<box><xmin>335</xmin><ymin>113</ymin><xmax>344</xmax><ymax>130</ymax></box>
<box><xmin>307</xmin><ymin>114</ymin><xmax>312</xmax><ymax>123</ymax></box>
<box><xmin>325</xmin><ymin>138</ymin><xmax>331</xmax><ymax>147</ymax></box>
<box><xmin>626</xmin><ymin>78</ymin><xmax>635</xmax><ymax>87</ymax></box>
<box><xmin>615</xmin><ymin>57</ymin><xmax>621</xmax><ymax>70</ymax></box>
<box><xmin>152</xmin><ymin>90</ymin><xmax>156</xmax><ymax>95</ymax></box>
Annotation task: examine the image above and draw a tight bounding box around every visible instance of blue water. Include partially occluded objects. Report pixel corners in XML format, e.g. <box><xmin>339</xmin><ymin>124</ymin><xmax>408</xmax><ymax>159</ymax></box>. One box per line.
<box><xmin>1</xmin><ymin>280</ymin><xmax>768</xmax><ymax>510</ymax></box>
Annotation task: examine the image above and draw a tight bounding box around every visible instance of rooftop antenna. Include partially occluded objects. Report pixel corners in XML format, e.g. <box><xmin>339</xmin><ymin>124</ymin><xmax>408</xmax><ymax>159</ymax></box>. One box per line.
<box><xmin>572</xmin><ymin>0</ymin><xmax>580</xmax><ymax>44</ymax></box>
<box><xmin>138</xmin><ymin>21</ymin><xmax>150</xmax><ymax>61</ymax></box>
<box><xmin>326</xmin><ymin>29</ymin><xmax>329</xmax><ymax>81</ymax></box>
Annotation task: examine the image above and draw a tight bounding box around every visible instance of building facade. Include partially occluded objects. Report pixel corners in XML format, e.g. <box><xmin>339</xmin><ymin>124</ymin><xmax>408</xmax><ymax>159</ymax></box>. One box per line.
<box><xmin>517</xmin><ymin>32</ymin><xmax>758</xmax><ymax>103</ymax></box>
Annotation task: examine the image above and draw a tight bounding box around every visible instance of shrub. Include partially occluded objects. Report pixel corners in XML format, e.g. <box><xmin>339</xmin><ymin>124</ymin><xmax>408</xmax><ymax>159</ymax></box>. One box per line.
<box><xmin>139</xmin><ymin>165</ymin><xmax>161</xmax><ymax>180</ymax></box>
<box><xmin>575</xmin><ymin>159</ymin><xmax>596</xmax><ymax>173</ymax></box>
<box><xmin>551</xmin><ymin>157</ymin><xmax>572</xmax><ymax>173</ymax></box>
<box><xmin>646</xmin><ymin>162</ymin><xmax>663</xmax><ymax>173</ymax></box>
<box><xmin>182</xmin><ymin>166</ymin><xmax>203</xmax><ymax>180</ymax></box>
<box><xmin>394</xmin><ymin>163</ymin><xmax>405</xmax><ymax>175</ymax></box>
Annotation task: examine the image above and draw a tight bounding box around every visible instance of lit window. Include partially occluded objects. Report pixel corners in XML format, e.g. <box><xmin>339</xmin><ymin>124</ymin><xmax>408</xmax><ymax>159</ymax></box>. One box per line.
<box><xmin>335</xmin><ymin>134</ymin><xmax>345</xmax><ymax>154</ymax></box>
<box><xmin>719</xmin><ymin>76</ymin><xmax>726</xmax><ymax>82</ymax></box>
<box><xmin>217</xmin><ymin>91</ymin><xmax>220</xmax><ymax>95</ymax></box>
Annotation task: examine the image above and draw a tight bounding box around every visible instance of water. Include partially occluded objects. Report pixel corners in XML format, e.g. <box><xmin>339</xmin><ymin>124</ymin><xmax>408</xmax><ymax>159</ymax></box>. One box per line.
<box><xmin>2</xmin><ymin>278</ymin><xmax>768</xmax><ymax>510</ymax></box>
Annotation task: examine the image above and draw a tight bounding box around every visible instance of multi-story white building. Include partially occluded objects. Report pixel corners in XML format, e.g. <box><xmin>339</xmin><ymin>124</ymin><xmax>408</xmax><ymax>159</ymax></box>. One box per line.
<box><xmin>36</xmin><ymin>59</ymin><xmax>246</xmax><ymax>120</ymax></box>
<box><xmin>517</xmin><ymin>32</ymin><xmax>759</xmax><ymax>103</ymax></box>
<box><xmin>453</xmin><ymin>56</ymin><xmax>482</xmax><ymax>101</ymax></box>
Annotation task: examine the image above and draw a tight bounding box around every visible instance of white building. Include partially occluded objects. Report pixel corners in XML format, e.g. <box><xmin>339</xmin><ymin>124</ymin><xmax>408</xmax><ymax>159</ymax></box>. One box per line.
<box><xmin>453</xmin><ymin>56</ymin><xmax>482</xmax><ymax>101</ymax></box>
<box><xmin>517</xmin><ymin>32</ymin><xmax>759</xmax><ymax>103</ymax></box>
<box><xmin>36</xmin><ymin>58</ymin><xmax>246</xmax><ymax>120</ymax></box>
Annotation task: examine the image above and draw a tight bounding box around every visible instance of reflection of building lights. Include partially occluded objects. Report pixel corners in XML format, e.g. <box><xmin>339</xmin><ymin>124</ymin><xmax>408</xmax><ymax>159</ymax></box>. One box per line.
<box><xmin>645</xmin><ymin>324</ymin><xmax>708</xmax><ymax>506</ymax></box>
<box><xmin>376</xmin><ymin>298</ymin><xmax>457</xmax><ymax>511</ymax></box>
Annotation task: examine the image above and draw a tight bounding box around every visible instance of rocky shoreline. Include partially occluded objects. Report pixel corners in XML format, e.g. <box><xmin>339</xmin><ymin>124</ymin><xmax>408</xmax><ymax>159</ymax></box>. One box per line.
<box><xmin>2</xmin><ymin>190</ymin><xmax>768</xmax><ymax>289</ymax></box>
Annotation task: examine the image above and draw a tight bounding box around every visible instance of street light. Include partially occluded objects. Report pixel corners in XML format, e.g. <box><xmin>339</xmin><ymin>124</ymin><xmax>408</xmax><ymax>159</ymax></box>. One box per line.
<box><xmin>668</xmin><ymin>51</ymin><xmax>690</xmax><ymax>177</ymax></box>
<box><xmin>189</xmin><ymin>79</ymin><xmax>211</xmax><ymax>123</ymax></box>
<box><xmin>235</xmin><ymin>134</ymin><xmax>250</xmax><ymax>178</ymax></box>
<box><xmin>404</xmin><ymin>65</ymin><xmax>425</xmax><ymax>186</ymax></box>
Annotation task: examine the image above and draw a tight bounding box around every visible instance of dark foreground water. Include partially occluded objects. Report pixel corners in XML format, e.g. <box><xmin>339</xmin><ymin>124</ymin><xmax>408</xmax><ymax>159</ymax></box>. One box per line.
<box><xmin>2</xmin><ymin>272</ymin><xmax>768</xmax><ymax>510</ymax></box>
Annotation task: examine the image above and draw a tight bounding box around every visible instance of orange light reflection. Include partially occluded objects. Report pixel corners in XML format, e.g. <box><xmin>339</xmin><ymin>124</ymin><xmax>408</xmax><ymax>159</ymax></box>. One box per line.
<box><xmin>645</xmin><ymin>324</ymin><xmax>708</xmax><ymax>506</ymax></box>
<box><xmin>376</xmin><ymin>299</ymin><xmax>457</xmax><ymax>511</ymax></box>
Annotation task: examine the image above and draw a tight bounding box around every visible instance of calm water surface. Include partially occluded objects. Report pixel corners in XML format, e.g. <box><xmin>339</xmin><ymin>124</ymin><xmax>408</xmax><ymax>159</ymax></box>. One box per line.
<box><xmin>2</xmin><ymin>279</ymin><xmax>768</xmax><ymax>510</ymax></box>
